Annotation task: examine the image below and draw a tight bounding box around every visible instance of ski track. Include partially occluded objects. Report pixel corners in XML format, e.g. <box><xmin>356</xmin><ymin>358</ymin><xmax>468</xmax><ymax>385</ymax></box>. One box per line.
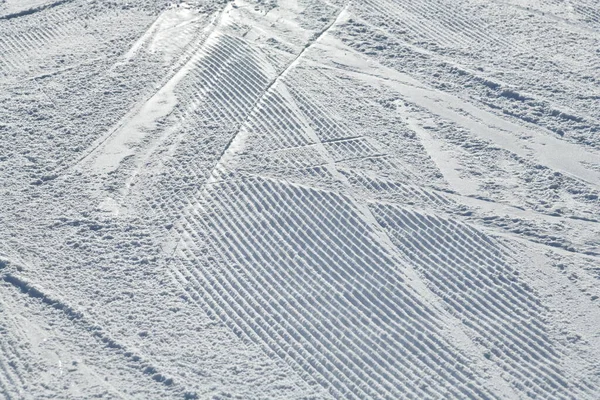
<box><xmin>1</xmin><ymin>0</ymin><xmax>600</xmax><ymax>398</ymax></box>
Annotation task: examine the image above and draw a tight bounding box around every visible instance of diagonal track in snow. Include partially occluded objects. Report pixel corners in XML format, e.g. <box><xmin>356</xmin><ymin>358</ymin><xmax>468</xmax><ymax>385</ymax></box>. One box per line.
<box><xmin>69</xmin><ymin>3</ymin><xmax>229</xmax><ymax>175</ymax></box>
<box><xmin>0</xmin><ymin>0</ymin><xmax>74</xmax><ymax>20</ymax></box>
<box><xmin>206</xmin><ymin>3</ymin><xmax>349</xmax><ymax>185</ymax></box>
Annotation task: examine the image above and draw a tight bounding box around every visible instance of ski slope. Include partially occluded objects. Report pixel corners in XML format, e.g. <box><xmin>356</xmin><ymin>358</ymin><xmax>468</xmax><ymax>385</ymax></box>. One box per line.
<box><xmin>1</xmin><ymin>0</ymin><xmax>599</xmax><ymax>398</ymax></box>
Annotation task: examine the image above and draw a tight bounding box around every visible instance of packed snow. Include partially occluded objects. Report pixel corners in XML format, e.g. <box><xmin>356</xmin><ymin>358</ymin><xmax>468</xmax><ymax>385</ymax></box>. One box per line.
<box><xmin>1</xmin><ymin>0</ymin><xmax>599</xmax><ymax>398</ymax></box>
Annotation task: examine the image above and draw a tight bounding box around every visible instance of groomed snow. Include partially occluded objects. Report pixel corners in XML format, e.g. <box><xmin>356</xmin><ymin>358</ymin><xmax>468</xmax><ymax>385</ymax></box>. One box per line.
<box><xmin>1</xmin><ymin>0</ymin><xmax>599</xmax><ymax>398</ymax></box>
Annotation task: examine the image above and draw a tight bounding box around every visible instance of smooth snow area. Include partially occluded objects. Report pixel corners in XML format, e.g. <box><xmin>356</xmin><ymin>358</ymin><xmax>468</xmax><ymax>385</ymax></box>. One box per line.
<box><xmin>1</xmin><ymin>0</ymin><xmax>600</xmax><ymax>399</ymax></box>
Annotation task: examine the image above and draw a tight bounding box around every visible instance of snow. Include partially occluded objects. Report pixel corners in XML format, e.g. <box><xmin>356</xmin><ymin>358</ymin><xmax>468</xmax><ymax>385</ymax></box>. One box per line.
<box><xmin>1</xmin><ymin>0</ymin><xmax>599</xmax><ymax>398</ymax></box>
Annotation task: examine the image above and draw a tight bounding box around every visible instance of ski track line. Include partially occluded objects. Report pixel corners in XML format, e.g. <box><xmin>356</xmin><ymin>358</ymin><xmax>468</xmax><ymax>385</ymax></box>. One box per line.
<box><xmin>67</xmin><ymin>4</ymin><xmax>229</xmax><ymax>175</ymax></box>
<box><xmin>0</xmin><ymin>261</ymin><xmax>26</xmax><ymax>400</ymax></box>
<box><xmin>360</xmin><ymin>0</ymin><xmax>468</xmax><ymax>49</ymax></box>
<box><xmin>176</xmin><ymin>182</ymin><xmax>392</xmax><ymax>396</ymax></box>
<box><xmin>118</xmin><ymin>23</ymin><xmax>272</xmax><ymax>178</ymax></box>
<box><xmin>135</xmin><ymin>66</ymin><xmax>572</xmax><ymax>394</ymax></box>
<box><xmin>343</xmin><ymin>169</ymin><xmax>455</xmax><ymax>211</ymax></box>
<box><xmin>0</xmin><ymin>0</ymin><xmax>74</xmax><ymax>20</ymax></box>
<box><xmin>0</xmin><ymin>271</ymin><xmax>185</xmax><ymax>393</ymax></box>
<box><xmin>221</xmin><ymin>63</ymin><xmax>423</xmax><ymax>272</ymax></box>
<box><xmin>278</xmin><ymin>69</ymin><xmax>466</xmax><ymax>264</ymax></box>
<box><xmin>131</xmin><ymin>13</ymin><xmax>330</xmax><ymax>219</ymax></box>
<box><xmin>284</xmin><ymin>80</ymin><xmax>403</xmax><ymax>167</ymax></box>
<box><xmin>388</xmin><ymin>0</ymin><xmax>498</xmax><ymax>46</ymax></box>
<box><xmin>269</xmin><ymin>69</ymin><xmax>412</xmax><ymax>251</ymax></box>
<box><xmin>309</xmin><ymin>54</ymin><xmax>600</xmax><ymax>189</ymax></box>
<box><xmin>122</xmin><ymin>31</ymin><xmax>273</xmax><ymax>194</ymax></box>
<box><xmin>356</xmin><ymin>1</ymin><xmax>600</xmax><ymax>149</ymax></box>
<box><xmin>132</xmin><ymin>19</ymin><xmax>310</xmax><ymax>258</ymax></box>
<box><xmin>206</xmin><ymin>3</ymin><xmax>348</xmax><ymax>183</ymax></box>
<box><xmin>401</xmin><ymin>113</ymin><xmax>480</xmax><ymax>197</ymax></box>
<box><xmin>572</xmin><ymin>1</ymin><xmax>600</xmax><ymax>25</ymax></box>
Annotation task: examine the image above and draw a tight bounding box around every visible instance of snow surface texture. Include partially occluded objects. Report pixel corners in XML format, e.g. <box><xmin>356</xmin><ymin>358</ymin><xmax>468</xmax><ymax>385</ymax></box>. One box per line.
<box><xmin>1</xmin><ymin>0</ymin><xmax>599</xmax><ymax>398</ymax></box>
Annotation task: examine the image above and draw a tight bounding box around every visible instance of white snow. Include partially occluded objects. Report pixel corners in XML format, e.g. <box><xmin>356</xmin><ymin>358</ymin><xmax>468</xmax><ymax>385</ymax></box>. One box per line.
<box><xmin>1</xmin><ymin>0</ymin><xmax>600</xmax><ymax>399</ymax></box>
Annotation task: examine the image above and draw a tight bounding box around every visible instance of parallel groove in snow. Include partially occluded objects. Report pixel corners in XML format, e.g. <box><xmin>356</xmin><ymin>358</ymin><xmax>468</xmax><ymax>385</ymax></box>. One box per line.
<box><xmin>141</xmin><ymin>31</ymin><xmax>275</xmax><ymax>225</ymax></box>
<box><xmin>0</xmin><ymin>325</ymin><xmax>25</xmax><ymax>399</ymax></box>
<box><xmin>360</xmin><ymin>0</ymin><xmax>510</xmax><ymax>49</ymax></box>
<box><xmin>2</xmin><ymin>0</ymin><xmax>599</xmax><ymax>398</ymax></box>
<box><xmin>0</xmin><ymin>6</ymin><xmax>84</xmax><ymax>75</ymax></box>
<box><xmin>172</xmin><ymin>176</ymin><xmax>496</xmax><ymax>399</ymax></box>
<box><xmin>111</xmin><ymin>3</ymin><xmax>600</xmax><ymax>399</ymax></box>
<box><xmin>372</xmin><ymin>204</ymin><xmax>591</xmax><ymax>398</ymax></box>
